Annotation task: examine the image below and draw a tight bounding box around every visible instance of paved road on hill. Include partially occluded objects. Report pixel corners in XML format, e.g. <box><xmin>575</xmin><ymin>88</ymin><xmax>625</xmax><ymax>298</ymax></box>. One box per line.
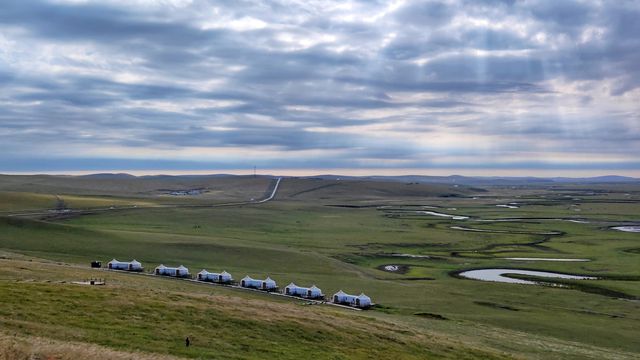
<box><xmin>256</xmin><ymin>177</ymin><xmax>281</xmax><ymax>203</ymax></box>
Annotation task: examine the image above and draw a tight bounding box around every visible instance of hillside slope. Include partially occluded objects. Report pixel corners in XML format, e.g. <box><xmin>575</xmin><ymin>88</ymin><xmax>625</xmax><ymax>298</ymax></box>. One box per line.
<box><xmin>0</xmin><ymin>257</ymin><xmax>510</xmax><ymax>360</ymax></box>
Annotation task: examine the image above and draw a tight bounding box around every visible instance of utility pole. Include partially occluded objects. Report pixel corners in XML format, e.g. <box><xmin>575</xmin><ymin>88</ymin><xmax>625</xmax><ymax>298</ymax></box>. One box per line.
<box><xmin>253</xmin><ymin>165</ymin><xmax>256</xmax><ymax>177</ymax></box>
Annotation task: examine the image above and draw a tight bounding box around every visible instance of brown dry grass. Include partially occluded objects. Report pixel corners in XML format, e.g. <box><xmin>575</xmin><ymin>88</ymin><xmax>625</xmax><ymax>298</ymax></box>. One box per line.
<box><xmin>0</xmin><ymin>256</ymin><xmax>513</xmax><ymax>359</ymax></box>
<box><xmin>0</xmin><ymin>332</ymin><xmax>184</xmax><ymax>360</ymax></box>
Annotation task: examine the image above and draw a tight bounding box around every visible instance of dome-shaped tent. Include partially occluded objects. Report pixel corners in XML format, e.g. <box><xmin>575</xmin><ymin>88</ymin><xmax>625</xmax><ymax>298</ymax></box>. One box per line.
<box><xmin>262</xmin><ymin>277</ymin><xmax>277</xmax><ymax>290</ymax></box>
<box><xmin>108</xmin><ymin>259</ymin><xmax>143</xmax><ymax>271</ymax></box>
<box><xmin>197</xmin><ymin>269</ymin><xmax>233</xmax><ymax>283</ymax></box>
<box><xmin>307</xmin><ymin>285</ymin><xmax>323</xmax><ymax>299</ymax></box>
<box><xmin>241</xmin><ymin>276</ymin><xmax>261</xmax><ymax>289</ymax></box>
<box><xmin>219</xmin><ymin>271</ymin><xmax>233</xmax><ymax>282</ymax></box>
<box><xmin>333</xmin><ymin>290</ymin><xmax>370</xmax><ymax>308</ymax></box>
<box><xmin>128</xmin><ymin>259</ymin><xmax>143</xmax><ymax>271</ymax></box>
<box><xmin>155</xmin><ymin>264</ymin><xmax>189</xmax><ymax>278</ymax></box>
<box><xmin>285</xmin><ymin>282</ymin><xmax>303</xmax><ymax>295</ymax></box>
<box><xmin>356</xmin><ymin>293</ymin><xmax>372</xmax><ymax>308</ymax></box>
<box><xmin>285</xmin><ymin>283</ymin><xmax>323</xmax><ymax>299</ymax></box>
<box><xmin>154</xmin><ymin>264</ymin><xmax>166</xmax><ymax>275</ymax></box>
<box><xmin>241</xmin><ymin>276</ymin><xmax>277</xmax><ymax>291</ymax></box>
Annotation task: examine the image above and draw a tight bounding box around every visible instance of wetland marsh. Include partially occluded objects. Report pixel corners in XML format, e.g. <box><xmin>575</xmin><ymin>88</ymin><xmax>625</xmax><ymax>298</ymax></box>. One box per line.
<box><xmin>1</xmin><ymin>176</ymin><xmax>639</xmax><ymax>359</ymax></box>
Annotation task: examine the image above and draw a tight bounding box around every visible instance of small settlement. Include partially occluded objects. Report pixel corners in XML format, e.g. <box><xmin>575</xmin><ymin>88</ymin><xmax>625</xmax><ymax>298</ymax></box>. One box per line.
<box><xmin>100</xmin><ymin>260</ymin><xmax>372</xmax><ymax>309</ymax></box>
<box><xmin>155</xmin><ymin>264</ymin><xmax>190</xmax><ymax>277</ymax></box>
<box><xmin>241</xmin><ymin>276</ymin><xmax>277</xmax><ymax>291</ymax></box>
<box><xmin>197</xmin><ymin>269</ymin><xmax>233</xmax><ymax>283</ymax></box>
<box><xmin>107</xmin><ymin>259</ymin><xmax>143</xmax><ymax>271</ymax></box>
<box><xmin>284</xmin><ymin>283</ymin><xmax>324</xmax><ymax>299</ymax></box>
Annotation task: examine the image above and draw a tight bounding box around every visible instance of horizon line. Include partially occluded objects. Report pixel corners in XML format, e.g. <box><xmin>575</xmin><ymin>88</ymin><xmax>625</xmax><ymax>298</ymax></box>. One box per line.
<box><xmin>1</xmin><ymin>168</ymin><xmax>639</xmax><ymax>179</ymax></box>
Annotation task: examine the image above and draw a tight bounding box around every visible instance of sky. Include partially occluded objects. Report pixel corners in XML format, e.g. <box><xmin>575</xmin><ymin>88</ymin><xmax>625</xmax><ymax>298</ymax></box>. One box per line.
<box><xmin>0</xmin><ymin>0</ymin><xmax>639</xmax><ymax>176</ymax></box>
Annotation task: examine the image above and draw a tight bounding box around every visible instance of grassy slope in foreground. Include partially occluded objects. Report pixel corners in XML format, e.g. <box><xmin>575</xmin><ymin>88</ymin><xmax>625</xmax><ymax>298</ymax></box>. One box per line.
<box><xmin>0</xmin><ymin>257</ymin><xmax>508</xmax><ymax>360</ymax></box>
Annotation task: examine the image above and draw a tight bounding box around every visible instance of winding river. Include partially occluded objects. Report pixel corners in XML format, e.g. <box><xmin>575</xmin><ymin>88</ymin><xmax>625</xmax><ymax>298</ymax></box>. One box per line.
<box><xmin>612</xmin><ymin>226</ymin><xmax>640</xmax><ymax>233</ymax></box>
<box><xmin>458</xmin><ymin>268</ymin><xmax>597</xmax><ymax>285</ymax></box>
<box><xmin>502</xmin><ymin>258</ymin><xmax>590</xmax><ymax>262</ymax></box>
<box><xmin>420</xmin><ymin>211</ymin><xmax>469</xmax><ymax>220</ymax></box>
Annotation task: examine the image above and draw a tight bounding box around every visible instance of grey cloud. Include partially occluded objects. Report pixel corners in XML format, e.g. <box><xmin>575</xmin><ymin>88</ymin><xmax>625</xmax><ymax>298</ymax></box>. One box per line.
<box><xmin>394</xmin><ymin>1</ymin><xmax>455</xmax><ymax>28</ymax></box>
<box><xmin>0</xmin><ymin>0</ymin><xmax>638</xmax><ymax>172</ymax></box>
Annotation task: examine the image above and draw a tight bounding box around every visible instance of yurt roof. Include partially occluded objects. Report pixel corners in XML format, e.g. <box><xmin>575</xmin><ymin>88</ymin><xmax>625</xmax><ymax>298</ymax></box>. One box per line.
<box><xmin>177</xmin><ymin>265</ymin><xmax>188</xmax><ymax>270</ymax></box>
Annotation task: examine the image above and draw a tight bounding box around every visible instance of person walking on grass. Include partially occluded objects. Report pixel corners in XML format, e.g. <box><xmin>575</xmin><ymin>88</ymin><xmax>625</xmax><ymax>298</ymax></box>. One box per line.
<box><xmin>185</xmin><ymin>336</ymin><xmax>190</xmax><ymax>347</ymax></box>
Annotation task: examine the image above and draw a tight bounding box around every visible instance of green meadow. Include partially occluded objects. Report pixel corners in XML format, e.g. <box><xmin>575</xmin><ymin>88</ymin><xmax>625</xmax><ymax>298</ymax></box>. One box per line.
<box><xmin>0</xmin><ymin>176</ymin><xmax>639</xmax><ymax>359</ymax></box>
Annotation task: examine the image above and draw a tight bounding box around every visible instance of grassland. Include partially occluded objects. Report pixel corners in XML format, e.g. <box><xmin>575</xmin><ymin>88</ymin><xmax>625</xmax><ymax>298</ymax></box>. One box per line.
<box><xmin>0</xmin><ymin>175</ymin><xmax>639</xmax><ymax>359</ymax></box>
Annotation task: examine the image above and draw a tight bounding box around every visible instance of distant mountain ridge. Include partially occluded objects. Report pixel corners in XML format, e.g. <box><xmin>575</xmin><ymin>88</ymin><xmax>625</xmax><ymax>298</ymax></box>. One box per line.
<box><xmin>305</xmin><ymin>174</ymin><xmax>640</xmax><ymax>185</ymax></box>
<box><xmin>64</xmin><ymin>172</ymin><xmax>640</xmax><ymax>185</ymax></box>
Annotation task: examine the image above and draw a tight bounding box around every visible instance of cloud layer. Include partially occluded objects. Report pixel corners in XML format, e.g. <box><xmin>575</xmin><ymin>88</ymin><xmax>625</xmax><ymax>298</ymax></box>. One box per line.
<box><xmin>0</xmin><ymin>0</ymin><xmax>638</xmax><ymax>174</ymax></box>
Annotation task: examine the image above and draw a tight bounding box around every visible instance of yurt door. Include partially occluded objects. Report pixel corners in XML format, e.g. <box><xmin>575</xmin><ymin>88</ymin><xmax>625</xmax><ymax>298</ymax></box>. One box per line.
<box><xmin>241</xmin><ymin>280</ymin><xmax>246</xmax><ymax>287</ymax></box>
<box><xmin>176</xmin><ymin>269</ymin><xmax>180</xmax><ymax>277</ymax></box>
<box><xmin>108</xmin><ymin>263</ymin><xmax>113</xmax><ymax>269</ymax></box>
<box><xmin>333</xmin><ymin>295</ymin><xmax>339</xmax><ymax>303</ymax></box>
<box><xmin>356</xmin><ymin>298</ymin><xmax>361</xmax><ymax>306</ymax></box>
<box><xmin>261</xmin><ymin>282</ymin><xmax>266</xmax><ymax>289</ymax></box>
<box><xmin>307</xmin><ymin>290</ymin><xmax>312</xmax><ymax>297</ymax></box>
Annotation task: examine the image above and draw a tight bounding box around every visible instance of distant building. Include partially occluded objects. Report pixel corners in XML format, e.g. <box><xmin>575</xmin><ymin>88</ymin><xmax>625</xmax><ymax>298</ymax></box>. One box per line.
<box><xmin>197</xmin><ymin>269</ymin><xmax>233</xmax><ymax>283</ymax></box>
<box><xmin>107</xmin><ymin>259</ymin><xmax>143</xmax><ymax>271</ymax></box>
<box><xmin>240</xmin><ymin>276</ymin><xmax>277</xmax><ymax>291</ymax></box>
<box><xmin>155</xmin><ymin>264</ymin><xmax>190</xmax><ymax>278</ymax></box>
<box><xmin>284</xmin><ymin>283</ymin><xmax>323</xmax><ymax>299</ymax></box>
<box><xmin>332</xmin><ymin>290</ymin><xmax>372</xmax><ymax>308</ymax></box>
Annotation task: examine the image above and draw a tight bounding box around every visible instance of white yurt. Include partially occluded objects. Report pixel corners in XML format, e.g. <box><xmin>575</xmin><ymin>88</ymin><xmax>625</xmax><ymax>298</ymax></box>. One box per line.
<box><xmin>284</xmin><ymin>282</ymin><xmax>304</xmax><ymax>296</ymax></box>
<box><xmin>241</xmin><ymin>276</ymin><xmax>277</xmax><ymax>290</ymax></box>
<box><xmin>197</xmin><ymin>269</ymin><xmax>209</xmax><ymax>281</ymax></box>
<box><xmin>128</xmin><ymin>259</ymin><xmax>143</xmax><ymax>271</ymax></box>
<box><xmin>307</xmin><ymin>285</ymin><xmax>323</xmax><ymax>299</ymax></box>
<box><xmin>219</xmin><ymin>271</ymin><xmax>233</xmax><ymax>282</ymax></box>
<box><xmin>241</xmin><ymin>276</ymin><xmax>262</xmax><ymax>288</ymax></box>
<box><xmin>197</xmin><ymin>270</ymin><xmax>233</xmax><ymax>283</ymax></box>
<box><xmin>356</xmin><ymin>293</ymin><xmax>372</xmax><ymax>308</ymax></box>
<box><xmin>262</xmin><ymin>277</ymin><xmax>277</xmax><ymax>290</ymax></box>
<box><xmin>332</xmin><ymin>290</ymin><xmax>358</xmax><ymax>305</ymax></box>
<box><xmin>108</xmin><ymin>259</ymin><xmax>143</xmax><ymax>271</ymax></box>
<box><xmin>155</xmin><ymin>264</ymin><xmax>166</xmax><ymax>274</ymax></box>
<box><xmin>175</xmin><ymin>265</ymin><xmax>189</xmax><ymax>277</ymax></box>
<box><xmin>285</xmin><ymin>283</ymin><xmax>323</xmax><ymax>299</ymax></box>
<box><xmin>108</xmin><ymin>259</ymin><xmax>125</xmax><ymax>270</ymax></box>
<box><xmin>155</xmin><ymin>264</ymin><xmax>190</xmax><ymax>277</ymax></box>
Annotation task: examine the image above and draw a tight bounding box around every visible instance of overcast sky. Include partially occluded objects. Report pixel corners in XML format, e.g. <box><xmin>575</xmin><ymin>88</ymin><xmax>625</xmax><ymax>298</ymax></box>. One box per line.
<box><xmin>1</xmin><ymin>0</ymin><xmax>639</xmax><ymax>176</ymax></box>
